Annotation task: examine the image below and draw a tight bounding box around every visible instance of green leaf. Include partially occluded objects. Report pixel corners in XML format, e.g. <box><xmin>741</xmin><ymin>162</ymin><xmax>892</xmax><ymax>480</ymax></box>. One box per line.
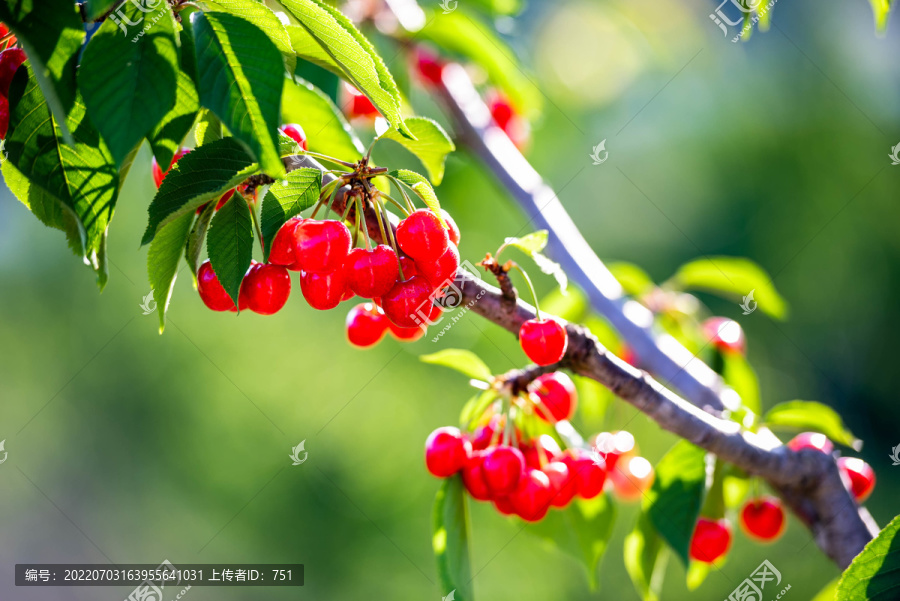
<box><xmin>388</xmin><ymin>169</ymin><xmax>444</xmax><ymax>222</ymax></box>
<box><xmin>646</xmin><ymin>441</ymin><xmax>710</xmax><ymax>566</ymax></box>
<box><xmin>685</xmin><ymin>561</ymin><xmax>710</xmax><ymax>591</ymax></box>
<box><xmin>465</xmin><ymin>0</ymin><xmax>523</xmax><ymax>16</ymax></box>
<box><xmin>149</xmin><ymin>69</ymin><xmax>200</xmax><ymax>170</ymax></box>
<box><xmin>869</xmin><ymin>0</ymin><xmax>894</xmax><ymax>33</ymax></box>
<box><xmin>0</xmin><ymin>0</ymin><xmax>85</xmax><ymax>144</ymax></box>
<box><xmin>624</xmin><ymin>512</ymin><xmax>669</xmax><ymax>601</ymax></box>
<box><xmin>722</xmin><ymin>352</ymin><xmax>761</xmax><ymax>418</ymax></box>
<box><xmin>192</xmin><ymin>11</ymin><xmax>286</xmax><ymax>177</ymax></box>
<box><xmin>671</xmin><ymin>257</ymin><xmax>788</xmax><ymax>319</ymax></box>
<box><xmin>420</xmin><ymin>349</ymin><xmax>492</xmax><ymax>381</ymax></box>
<box><xmin>503</xmin><ymin>231</ymin><xmax>548</xmax><ymax>255</ymax></box>
<box><xmin>541</xmin><ymin>287</ymin><xmax>588</xmax><ymax>323</ymax></box>
<box><xmin>259</xmin><ymin>167</ymin><xmax>322</xmax><ymax>259</ymax></box>
<box><xmin>206</xmin><ymin>195</ymin><xmax>254</xmax><ymax>305</ymax></box>
<box><xmin>148</xmin><ymin>211</ymin><xmax>194</xmax><ymax>333</ymax></box>
<box><xmin>376</xmin><ymin>117</ymin><xmax>455</xmax><ymax>185</ymax></box>
<box><xmin>501</xmin><ymin>231</ymin><xmax>568</xmax><ymax>294</ymax></box>
<box><xmin>282</xmin><ymin>76</ymin><xmax>364</xmax><ymax>162</ymax></box>
<box><xmin>206</xmin><ymin>0</ymin><xmax>297</xmax><ymax>74</ymax></box>
<box><xmin>185</xmin><ymin>202</ymin><xmax>216</xmax><ymax>277</ymax></box>
<box><xmin>4</xmin><ymin>62</ymin><xmax>118</xmax><ymax>286</ymax></box>
<box><xmin>762</xmin><ymin>400</ymin><xmax>862</xmax><ymax>450</ymax></box>
<box><xmin>433</xmin><ymin>476</ymin><xmax>473</xmax><ymax>601</ymax></box>
<box><xmin>142</xmin><ymin>137</ymin><xmax>259</xmax><ymax>245</ymax></box>
<box><xmin>79</xmin><ymin>1</ymin><xmax>179</xmax><ymax>166</ymax></box>
<box><xmin>285</xmin><ymin>24</ymin><xmax>343</xmax><ymax>75</ymax></box>
<box><xmin>608</xmin><ymin>262</ymin><xmax>656</xmax><ymax>296</ymax></box>
<box><xmin>837</xmin><ymin>513</ymin><xmax>900</xmax><ymax>600</ymax></box>
<box><xmin>280</xmin><ymin>0</ymin><xmax>410</xmax><ymax>136</ymax></box>
<box><xmin>194</xmin><ymin>109</ymin><xmax>224</xmax><ymax>147</ymax></box>
<box><xmin>526</xmin><ymin>496</ymin><xmax>616</xmax><ymax>589</ymax></box>
<box><xmin>813</xmin><ymin>577</ymin><xmax>840</xmax><ymax>601</ymax></box>
<box><xmin>459</xmin><ymin>390</ymin><xmax>498</xmax><ymax>428</ymax></box>
<box><xmin>85</xmin><ymin>0</ymin><xmax>120</xmax><ymax>21</ymax></box>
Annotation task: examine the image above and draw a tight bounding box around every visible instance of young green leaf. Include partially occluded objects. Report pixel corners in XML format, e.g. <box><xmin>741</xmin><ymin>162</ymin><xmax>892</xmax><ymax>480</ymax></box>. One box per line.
<box><xmin>4</xmin><ymin>63</ymin><xmax>118</xmax><ymax>286</ymax></box>
<box><xmin>837</xmin><ymin>513</ymin><xmax>900</xmax><ymax>600</ymax></box>
<box><xmin>388</xmin><ymin>169</ymin><xmax>444</xmax><ymax>222</ymax></box>
<box><xmin>206</xmin><ymin>0</ymin><xmax>297</xmax><ymax>74</ymax></box>
<box><xmin>192</xmin><ymin>11</ymin><xmax>286</xmax><ymax>178</ymax></box>
<box><xmin>206</xmin><ymin>195</ymin><xmax>254</xmax><ymax>305</ymax></box>
<box><xmin>79</xmin><ymin>1</ymin><xmax>180</xmax><ymax>166</ymax></box>
<box><xmin>185</xmin><ymin>202</ymin><xmax>217</xmax><ymax>277</ymax></box>
<box><xmin>148</xmin><ymin>211</ymin><xmax>195</xmax><ymax>333</ymax></box>
<box><xmin>812</xmin><ymin>577</ymin><xmax>840</xmax><ymax>601</ymax></box>
<box><xmin>420</xmin><ymin>349</ymin><xmax>492</xmax><ymax>381</ymax></box>
<box><xmin>376</xmin><ymin>117</ymin><xmax>455</xmax><ymax>185</ymax></box>
<box><xmin>607</xmin><ymin>262</ymin><xmax>656</xmax><ymax>297</ymax></box>
<box><xmin>762</xmin><ymin>400</ymin><xmax>862</xmax><ymax>450</ymax></box>
<box><xmin>646</xmin><ymin>440</ymin><xmax>711</xmax><ymax>566</ymax></box>
<box><xmin>149</xmin><ymin>70</ymin><xmax>200</xmax><ymax>170</ymax></box>
<box><xmin>671</xmin><ymin>257</ymin><xmax>788</xmax><ymax>319</ymax></box>
<box><xmin>501</xmin><ymin>231</ymin><xmax>568</xmax><ymax>294</ymax></box>
<box><xmin>280</xmin><ymin>0</ymin><xmax>411</xmax><ymax>137</ymax></box>
<box><xmin>285</xmin><ymin>24</ymin><xmax>343</xmax><ymax>75</ymax></box>
<box><xmin>624</xmin><ymin>511</ymin><xmax>669</xmax><ymax>601</ymax></box>
<box><xmin>282</xmin><ymin>77</ymin><xmax>364</xmax><ymax>162</ymax></box>
<box><xmin>433</xmin><ymin>476</ymin><xmax>474</xmax><ymax>601</ymax></box>
<box><xmin>259</xmin><ymin>168</ymin><xmax>323</xmax><ymax>260</ymax></box>
<box><xmin>142</xmin><ymin>137</ymin><xmax>259</xmax><ymax>245</ymax></box>
<box><xmin>503</xmin><ymin>231</ymin><xmax>548</xmax><ymax>255</ymax></box>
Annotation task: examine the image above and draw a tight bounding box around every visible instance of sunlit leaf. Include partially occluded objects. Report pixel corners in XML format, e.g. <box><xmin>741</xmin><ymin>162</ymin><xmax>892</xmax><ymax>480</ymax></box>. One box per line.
<box><xmin>421</xmin><ymin>349</ymin><xmax>492</xmax><ymax>381</ymax></box>
<box><xmin>762</xmin><ymin>400</ymin><xmax>861</xmax><ymax>450</ymax></box>
<box><xmin>837</xmin><ymin>513</ymin><xmax>900</xmax><ymax>600</ymax></box>
<box><xmin>433</xmin><ymin>476</ymin><xmax>473</xmax><ymax>601</ymax></box>
<box><xmin>376</xmin><ymin>117</ymin><xmax>455</xmax><ymax>185</ymax></box>
<box><xmin>148</xmin><ymin>212</ymin><xmax>194</xmax><ymax>332</ymax></box>
<box><xmin>671</xmin><ymin>256</ymin><xmax>787</xmax><ymax>319</ymax></box>
<box><xmin>260</xmin><ymin>167</ymin><xmax>322</xmax><ymax>260</ymax></box>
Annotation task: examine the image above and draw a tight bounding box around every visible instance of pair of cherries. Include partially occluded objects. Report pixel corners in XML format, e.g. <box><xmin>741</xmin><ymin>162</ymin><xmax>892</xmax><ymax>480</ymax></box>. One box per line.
<box><xmin>689</xmin><ymin>498</ymin><xmax>786</xmax><ymax>565</ymax></box>
<box><xmin>197</xmin><ymin>260</ymin><xmax>291</xmax><ymax>315</ymax></box>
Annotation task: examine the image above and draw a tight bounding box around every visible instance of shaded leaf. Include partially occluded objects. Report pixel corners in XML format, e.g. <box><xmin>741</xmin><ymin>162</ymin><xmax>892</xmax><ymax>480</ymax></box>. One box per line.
<box><xmin>207</xmin><ymin>0</ymin><xmax>297</xmax><ymax>74</ymax></box>
<box><xmin>762</xmin><ymin>400</ymin><xmax>861</xmax><ymax>450</ymax></box>
<box><xmin>433</xmin><ymin>476</ymin><xmax>473</xmax><ymax>601</ymax></box>
<box><xmin>148</xmin><ymin>211</ymin><xmax>194</xmax><ymax>332</ymax></box>
<box><xmin>206</xmin><ymin>195</ymin><xmax>254</xmax><ymax>305</ymax></box>
<box><xmin>672</xmin><ymin>257</ymin><xmax>788</xmax><ymax>319</ymax></box>
<box><xmin>85</xmin><ymin>0</ymin><xmax>120</xmax><ymax>21</ymax></box>
<box><xmin>282</xmin><ymin>76</ymin><xmax>364</xmax><ymax>162</ymax></box>
<box><xmin>149</xmin><ymin>69</ymin><xmax>200</xmax><ymax>170</ymax></box>
<box><xmin>259</xmin><ymin>167</ymin><xmax>322</xmax><ymax>259</ymax></box>
<box><xmin>376</xmin><ymin>117</ymin><xmax>455</xmax><ymax>185</ymax></box>
<box><xmin>837</xmin><ymin>513</ymin><xmax>900</xmax><ymax>600</ymax></box>
<box><xmin>185</xmin><ymin>202</ymin><xmax>216</xmax><ymax>277</ymax></box>
<box><xmin>421</xmin><ymin>349</ymin><xmax>492</xmax><ymax>381</ymax></box>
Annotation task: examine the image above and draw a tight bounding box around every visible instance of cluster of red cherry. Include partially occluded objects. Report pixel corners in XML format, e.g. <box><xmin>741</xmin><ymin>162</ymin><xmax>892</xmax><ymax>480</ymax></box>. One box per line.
<box><xmin>0</xmin><ymin>38</ymin><xmax>26</xmax><ymax>138</ymax></box>
<box><xmin>688</xmin><ymin>430</ymin><xmax>876</xmax><ymax>564</ymax></box>
<box><xmin>425</xmin><ymin>372</ymin><xmax>655</xmax><ymax>522</ymax></box>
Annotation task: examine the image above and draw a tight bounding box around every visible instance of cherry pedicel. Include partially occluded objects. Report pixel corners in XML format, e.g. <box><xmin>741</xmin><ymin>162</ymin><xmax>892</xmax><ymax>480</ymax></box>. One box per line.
<box><xmin>293</xmin><ymin>219</ymin><xmax>352</xmax><ymax>273</ymax></box>
<box><xmin>521</xmin><ymin>434</ymin><xmax>561</xmax><ymax>469</ymax></box>
<box><xmin>417</xmin><ymin>243</ymin><xmax>460</xmax><ymax>290</ymax></box>
<box><xmin>280</xmin><ymin>123</ymin><xmax>308</xmax><ymax>150</ymax></box>
<box><xmin>510</xmin><ymin>468</ymin><xmax>554</xmax><ymax>522</ymax></box>
<box><xmin>0</xmin><ymin>47</ymin><xmax>27</xmax><ymax>96</ymax></box>
<box><xmin>689</xmin><ymin>518</ymin><xmax>732</xmax><ymax>564</ymax></box>
<box><xmin>519</xmin><ymin>317</ymin><xmax>568</xmax><ymax>366</ymax></box>
<box><xmin>529</xmin><ymin>371</ymin><xmax>577</xmax><ymax>423</ymax></box>
<box><xmin>787</xmin><ymin>432</ymin><xmax>834</xmax><ymax>454</ymax></box>
<box><xmin>344</xmin><ymin>245</ymin><xmax>399</xmax><ymax>298</ymax></box>
<box><xmin>381</xmin><ymin>275</ymin><xmax>433</xmax><ymax>328</ymax></box>
<box><xmin>837</xmin><ymin>457</ymin><xmax>876</xmax><ymax>502</ymax></box>
<box><xmin>197</xmin><ymin>260</ymin><xmax>236</xmax><ymax>312</ymax></box>
<box><xmin>241</xmin><ymin>263</ymin><xmax>291</xmax><ymax>315</ymax></box>
<box><xmin>396</xmin><ymin>209</ymin><xmax>450</xmax><ymax>262</ymax></box>
<box><xmin>346</xmin><ymin>303</ymin><xmax>389</xmax><ymax>348</ymax></box>
<box><xmin>300</xmin><ymin>269</ymin><xmax>348</xmax><ymax>311</ymax></box>
<box><xmin>424</xmin><ymin>427</ymin><xmax>471</xmax><ymax>478</ymax></box>
<box><xmin>739</xmin><ymin>496</ymin><xmax>786</xmax><ymax>542</ymax></box>
<box><xmin>481</xmin><ymin>446</ymin><xmax>526</xmax><ymax>496</ymax></box>
<box><xmin>268</xmin><ymin>218</ymin><xmax>304</xmax><ymax>266</ymax></box>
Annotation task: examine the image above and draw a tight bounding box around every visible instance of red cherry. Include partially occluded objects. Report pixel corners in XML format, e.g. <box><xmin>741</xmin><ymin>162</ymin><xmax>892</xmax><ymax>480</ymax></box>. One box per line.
<box><xmin>481</xmin><ymin>446</ymin><xmax>526</xmax><ymax>496</ymax></box>
<box><xmin>240</xmin><ymin>263</ymin><xmax>291</xmax><ymax>315</ymax></box>
<box><xmin>414</xmin><ymin>47</ymin><xmax>444</xmax><ymax>86</ymax></box>
<box><xmin>0</xmin><ymin>47</ymin><xmax>27</xmax><ymax>96</ymax></box>
<box><xmin>440</xmin><ymin>209</ymin><xmax>461</xmax><ymax>245</ymax></box>
<box><xmin>519</xmin><ymin>318</ymin><xmax>568</xmax><ymax>366</ymax></box>
<box><xmin>609</xmin><ymin>456</ymin><xmax>654</xmax><ymax>502</ymax></box>
<box><xmin>487</xmin><ymin>91</ymin><xmax>515</xmax><ymax>131</ymax></box>
<box><xmin>510</xmin><ymin>468</ymin><xmax>554</xmax><ymax>522</ymax></box>
<box><xmin>300</xmin><ymin>269</ymin><xmax>347</xmax><ymax>311</ymax></box>
<box><xmin>269</xmin><ymin>218</ymin><xmax>304</xmax><ymax>266</ymax></box>
<box><xmin>494</xmin><ymin>495</ymin><xmax>516</xmax><ymax>516</ymax></box>
<box><xmin>529</xmin><ymin>372</ymin><xmax>577</xmax><ymax>423</ymax></box>
<box><xmin>739</xmin><ymin>496</ymin><xmax>786</xmax><ymax>542</ymax></box>
<box><xmin>0</xmin><ymin>94</ymin><xmax>8</xmax><ymax>139</ymax></box>
<box><xmin>425</xmin><ymin>427</ymin><xmax>471</xmax><ymax>478</ymax></box>
<box><xmin>521</xmin><ymin>434</ymin><xmax>561</xmax><ymax>469</ymax></box>
<box><xmin>152</xmin><ymin>147</ymin><xmax>191</xmax><ymax>188</ymax></box>
<box><xmin>837</xmin><ymin>457</ymin><xmax>876</xmax><ymax>502</ymax></box>
<box><xmin>398</xmin><ymin>255</ymin><xmax>418</xmax><ymax>279</ymax></box>
<box><xmin>787</xmin><ymin>432</ymin><xmax>834</xmax><ymax>454</ymax></box>
<box><xmin>568</xmin><ymin>449</ymin><xmax>607</xmax><ymax>499</ymax></box>
<box><xmin>462</xmin><ymin>451</ymin><xmax>491</xmax><ymax>501</ymax></box>
<box><xmin>197</xmin><ymin>260</ymin><xmax>236</xmax><ymax>311</ymax></box>
<box><xmin>343</xmin><ymin>82</ymin><xmax>379</xmax><ymax>118</ymax></box>
<box><xmin>381</xmin><ymin>275</ymin><xmax>433</xmax><ymax>328</ymax></box>
<box><xmin>396</xmin><ymin>209</ymin><xmax>450</xmax><ymax>262</ymax></box>
<box><xmin>346</xmin><ymin>303</ymin><xmax>389</xmax><ymax>348</ymax></box>
<box><xmin>471</xmin><ymin>423</ymin><xmax>496</xmax><ymax>451</ymax></box>
<box><xmin>344</xmin><ymin>245</ymin><xmax>400</xmax><ymax>298</ymax></box>
<box><xmin>689</xmin><ymin>518</ymin><xmax>732</xmax><ymax>563</ymax></box>
<box><xmin>417</xmin><ymin>243</ymin><xmax>459</xmax><ymax>290</ymax></box>
<box><xmin>280</xmin><ymin>123</ymin><xmax>308</xmax><ymax>150</ymax></box>
<box><xmin>593</xmin><ymin>430</ymin><xmax>636</xmax><ymax>471</ymax></box>
<box><xmin>543</xmin><ymin>461</ymin><xmax>576</xmax><ymax>508</ymax></box>
<box><xmin>293</xmin><ymin>219</ymin><xmax>352</xmax><ymax>274</ymax></box>
<box><xmin>703</xmin><ymin>317</ymin><xmax>746</xmax><ymax>355</ymax></box>
<box><xmin>388</xmin><ymin>322</ymin><xmax>426</xmax><ymax>342</ymax></box>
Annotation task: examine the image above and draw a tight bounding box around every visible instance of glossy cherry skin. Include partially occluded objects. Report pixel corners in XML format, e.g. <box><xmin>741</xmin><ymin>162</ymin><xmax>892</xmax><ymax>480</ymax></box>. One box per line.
<box><xmin>510</xmin><ymin>468</ymin><xmax>554</xmax><ymax>522</ymax></box>
<box><xmin>838</xmin><ymin>457</ymin><xmax>876</xmax><ymax>502</ymax></box>
<box><xmin>0</xmin><ymin>94</ymin><xmax>8</xmax><ymax>139</ymax></box>
<box><xmin>689</xmin><ymin>518</ymin><xmax>732</xmax><ymax>564</ymax></box>
<box><xmin>414</xmin><ymin>46</ymin><xmax>444</xmax><ymax>86</ymax></box>
<box><xmin>396</xmin><ymin>209</ymin><xmax>450</xmax><ymax>262</ymax></box>
<box><xmin>152</xmin><ymin>147</ymin><xmax>191</xmax><ymax>188</ymax></box>
<box><xmin>344</xmin><ymin>245</ymin><xmax>399</xmax><ymax>298</ymax></box>
<box><xmin>471</xmin><ymin>423</ymin><xmax>496</xmax><ymax>451</ymax></box>
<box><xmin>388</xmin><ymin>321</ymin><xmax>426</xmax><ymax>342</ymax></box>
<box><xmin>740</xmin><ymin>496</ymin><xmax>786</xmax><ymax>542</ymax></box>
<box><xmin>488</xmin><ymin>92</ymin><xmax>515</xmax><ymax>131</ymax></box>
<box><xmin>609</xmin><ymin>456</ymin><xmax>654</xmax><ymax>502</ymax></box>
<box><xmin>241</xmin><ymin>263</ymin><xmax>291</xmax><ymax>315</ymax></box>
<box><xmin>343</xmin><ymin>82</ymin><xmax>379</xmax><ymax>118</ymax></box>
<box><xmin>346</xmin><ymin>303</ymin><xmax>389</xmax><ymax>348</ymax></box>
<box><xmin>568</xmin><ymin>449</ymin><xmax>607</xmax><ymax>499</ymax></box>
<box><xmin>703</xmin><ymin>316</ymin><xmax>746</xmax><ymax>355</ymax></box>
<box><xmin>398</xmin><ymin>255</ymin><xmax>418</xmax><ymax>279</ymax></box>
<box><xmin>417</xmin><ymin>243</ymin><xmax>460</xmax><ymax>290</ymax></box>
<box><xmin>593</xmin><ymin>430</ymin><xmax>636</xmax><ymax>471</ymax></box>
<box><xmin>197</xmin><ymin>260</ymin><xmax>236</xmax><ymax>311</ymax></box>
<box><xmin>425</xmin><ymin>427</ymin><xmax>471</xmax><ymax>478</ymax></box>
<box><xmin>494</xmin><ymin>494</ymin><xmax>516</xmax><ymax>516</ymax></box>
<box><xmin>529</xmin><ymin>371</ymin><xmax>577</xmax><ymax>423</ymax></box>
<box><xmin>543</xmin><ymin>461</ymin><xmax>577</xmax><ymax>508</ymax></box>
<box><xmin>269</xmin><ymin>218</ymin><xmax>304</xmax><ymax>266</ymax></box>
<box><xmin>519</xmin><ymin>318</ymin><xmax>568</xmax><ymax>366</ymax></box>
<box><xmin>521</xmin><ymin>434</ymin><xmax>562</xmax><ymax>469</ymax></box>
<box><xmin>0</xmin><ymin>47</ymin><xmax>27</xmax><ymax>96</ymax></box>
<box><xmin>481</xmin><ymin>446</ymin><xmax>526</xmax><ymax>496</ymax></box>
<box><xmin>440</xmin><ymin>209</ymin><xmax>460</xmax><ymax>246</ymax></box>
<box><xmin>462</xmin><ymin>451</ymin><xmax>491</xmax><ymax>501</ymax></box>
<box><xmin>293</xmin><ymin>219</ymin><xmax>352</xmax><ymax>274</ymax></box>
<box><xmin>381</xmin><ymin>275</ymin><xmax>434</xmax><ymax>328</ymax></box>
<box><xmin>300</xmin><ymin>269</ymin><xmax>348</xmax><ymax>311</ymax></box>
<box><xmin>787</xmin><ymin>432</ymin><xmax>834</xmax><ymax>454</ymax></box>
<box><xmin>280</xmin><ymin>123</ymin><xmax>308</xmax><ymax>150</ymax></box>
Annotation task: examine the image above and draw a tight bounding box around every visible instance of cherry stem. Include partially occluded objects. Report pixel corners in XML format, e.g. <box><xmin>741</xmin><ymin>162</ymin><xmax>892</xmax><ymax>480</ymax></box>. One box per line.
<box><xmin>356</xmin><ymin>196</ymin><xmax>371</xmax><ymax>251</ymax></box>
<box><xmin>379</xmin><ymin>193</ymin><xmax>411</xmax><ymax>217</ymax></box>
<box><xmin>510</xmin><ymin>262</ymin><xmax>542</xmax><ymax>320</ymax></box>
<box><xmin>386</xmin><ymin>175</ymin><xmax>416</xmax><ymax>213</ymax></box>
<box><xmin>248</xmin><ymin>197</ymin><xmax>264</xmax><ymax>254</ymax></box>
